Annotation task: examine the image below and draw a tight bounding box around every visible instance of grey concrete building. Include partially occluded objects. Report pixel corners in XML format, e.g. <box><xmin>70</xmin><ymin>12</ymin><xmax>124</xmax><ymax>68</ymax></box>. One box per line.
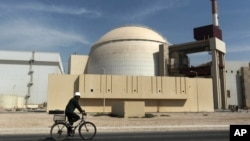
<box><xmin>225</xmin><ymin>61</ymin><xmax>250</xmax><ymax>108</ymax></box>
<box><xmin>0</xmin><ymin>50</ymin><xmax>64</xmax><ymax>109</ymax></box>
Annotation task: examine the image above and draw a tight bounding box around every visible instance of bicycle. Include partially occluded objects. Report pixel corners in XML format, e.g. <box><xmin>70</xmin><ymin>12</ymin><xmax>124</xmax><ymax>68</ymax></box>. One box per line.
<box><xmin>50</xmin><ymin>113</ymin><xmax>96</xmax><ymax>141</ymax></box>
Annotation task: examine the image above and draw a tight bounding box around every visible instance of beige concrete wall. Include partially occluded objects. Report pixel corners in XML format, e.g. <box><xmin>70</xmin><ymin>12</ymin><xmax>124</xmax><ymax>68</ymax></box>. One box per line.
<box><xmin>47</xmin><ymin>74</ymin><xmax>79</xmax><ymax>111</ymax></box>
<box><xmin>47</xmin><ymin>74</ymin><xmax>214</xmax><ymax>112</ymax></box>
<box><xmin>78</xmin><ymin>75</ymin><xmax>188</xmax><ymax>99</ymax></box>
<box><xmin>68</xmin><ymin>55</ymin><xmax>88</xmax><ymax>74</ymax></box>
<box><xmin>112</xmin><ymin>101</ymin><xmax>145</xmax><ymax>118</ymax></box>
<box><xmin>185</xmin><ymin>78</ymin><xmax>214</xmax><ymax>112</ymax></box>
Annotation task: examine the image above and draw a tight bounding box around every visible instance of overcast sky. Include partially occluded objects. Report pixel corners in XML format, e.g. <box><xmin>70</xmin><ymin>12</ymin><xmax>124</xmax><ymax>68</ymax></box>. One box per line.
<box><xmin>0</xmin><ymin>0</ymin><xmax>249</xmax><ymax>72</ymax></box>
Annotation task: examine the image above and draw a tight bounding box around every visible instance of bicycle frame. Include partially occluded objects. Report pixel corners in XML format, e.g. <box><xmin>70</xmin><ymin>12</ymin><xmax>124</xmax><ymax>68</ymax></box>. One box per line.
<box><xmin>67</xmin><ymin>114</ymin><xmax>86</xmax><ymax>132</ymax></box>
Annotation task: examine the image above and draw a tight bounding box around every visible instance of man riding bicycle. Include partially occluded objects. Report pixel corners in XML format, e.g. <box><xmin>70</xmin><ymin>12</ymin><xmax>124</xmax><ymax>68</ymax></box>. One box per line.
<box><xmin>50</xmin><ymin>92</ymin><xmax>96</xmax><ymax>140</ymax></box>
<box><xmin>65</xmin><ymin>92</ymin><xmax>85</xmax><ymax>129</ymax></box>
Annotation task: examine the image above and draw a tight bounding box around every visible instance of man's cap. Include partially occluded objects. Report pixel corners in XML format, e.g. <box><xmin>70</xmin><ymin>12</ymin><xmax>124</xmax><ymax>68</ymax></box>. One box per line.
<box><xmin>74</xmin><ymin>92</ymin><xmax>81</xmax><ymax>97</ymax></box>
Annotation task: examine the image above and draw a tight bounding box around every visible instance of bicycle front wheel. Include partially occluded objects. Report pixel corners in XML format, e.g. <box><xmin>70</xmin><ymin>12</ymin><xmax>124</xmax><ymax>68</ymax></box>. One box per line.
<box><xmin>50</xmin><ymin>123</ymin><xmax>68</xmax><ymax>141</ymax></box>
<box><xmin>79</xmin><ymin>122</ymin><xmax>97</xmax><ymax>140</ymax></box>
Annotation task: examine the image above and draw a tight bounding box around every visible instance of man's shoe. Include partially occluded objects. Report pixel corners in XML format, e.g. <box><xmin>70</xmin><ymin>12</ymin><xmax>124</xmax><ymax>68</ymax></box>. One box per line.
<box><xmin>68</xmin><ymin>130</ymin><xmax>74</xmax><ymax>137</ymax></box>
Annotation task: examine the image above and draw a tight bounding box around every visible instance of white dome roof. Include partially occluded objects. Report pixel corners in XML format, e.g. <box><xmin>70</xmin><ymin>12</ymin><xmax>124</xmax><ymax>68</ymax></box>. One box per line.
<box><xmin>94</xmin><ymin>25</ymin><xmax>168</xmax><ymax>46</ymax></box>
<box><xmin>86</xmin><ymin>25</ymin><xmax>169</xmax><ymax>76</ymax></box>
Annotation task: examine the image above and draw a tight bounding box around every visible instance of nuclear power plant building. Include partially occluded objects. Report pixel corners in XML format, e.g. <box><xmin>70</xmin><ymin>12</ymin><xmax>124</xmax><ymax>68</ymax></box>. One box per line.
<box><xmin>47</xmin><ymin>25</ymin><xmax>225</xmax><ymax>113</ymax></box>
<box><xmin>1</xmin><ymin>0</ymin><xmax>250</xmax><ymax>114</ymax></box>
<box><xmin>1</xmin><ymin>25</ymin><xmax>249</xmax><ymax>113</ymax></box>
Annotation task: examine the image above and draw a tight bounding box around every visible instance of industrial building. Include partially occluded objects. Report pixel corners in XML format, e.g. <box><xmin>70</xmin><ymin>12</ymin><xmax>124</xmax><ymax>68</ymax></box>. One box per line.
<box><xmin>47</xmin><ymin>0</ymin><xmax>250</xmax><ymax>114</ymax></box>
<box><xmin>225</xmin><ymin>61</ymin><xmax>250</xmax><ymax>109</ymax></box>
<box><xmin>0</xmin><ymin>50</ymin><xmax>64</xmax><ymax>109</ymax></box>
<box><xmin>47</xmin><ymin>25</ymin><xmax>223</xmax><ymax>113</ymax></box>
<box><xmin>0</xmin><ymin>27</ymin><xmax>249</xmax><ymax>113</ymax></box>
<box><xmin>1</xmin><ymin>0</ymin><xmax>249</xmax><ymax>115</ymax></box>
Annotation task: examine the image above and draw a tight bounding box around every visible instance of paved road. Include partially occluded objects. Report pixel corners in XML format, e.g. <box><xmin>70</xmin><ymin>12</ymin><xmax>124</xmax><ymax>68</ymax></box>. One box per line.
<box><xmin>0</xmin><ymin>130</ymin><xmax>229</xmax><ymax>141</ymax></box>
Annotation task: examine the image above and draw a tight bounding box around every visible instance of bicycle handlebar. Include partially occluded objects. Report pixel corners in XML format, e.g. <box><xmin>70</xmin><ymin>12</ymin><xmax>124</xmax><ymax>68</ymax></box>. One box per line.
<box><xmin>80</xmin><ymin>112</ymin><xmax>87</xmax><ymax>121</ymax></box>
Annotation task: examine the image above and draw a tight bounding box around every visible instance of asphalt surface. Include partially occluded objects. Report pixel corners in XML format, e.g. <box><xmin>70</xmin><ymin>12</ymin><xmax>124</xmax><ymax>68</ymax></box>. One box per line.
<box><xmin>1</xmin><ymin>110</ymin><xmax>250</xmax><ymax>141</ymax></box>
<box><xmin>0</xmin><ymin>130</ymin><xmax>229</xmax><ymax>141</ymax></box>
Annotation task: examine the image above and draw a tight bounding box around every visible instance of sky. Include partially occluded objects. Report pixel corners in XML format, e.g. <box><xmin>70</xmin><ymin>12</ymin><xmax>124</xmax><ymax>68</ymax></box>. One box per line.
<box><xmin>0</xmin><ymin>0</ymin><xmax>249</xmax><ymax>72</ymax></box>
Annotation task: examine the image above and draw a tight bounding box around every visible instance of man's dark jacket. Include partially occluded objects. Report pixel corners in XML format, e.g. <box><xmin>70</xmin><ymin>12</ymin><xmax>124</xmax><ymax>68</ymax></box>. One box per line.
<box><xmin>65</xmin><ymin>97</ymin><xmax>83</xmax><ymax>113</ymax></box>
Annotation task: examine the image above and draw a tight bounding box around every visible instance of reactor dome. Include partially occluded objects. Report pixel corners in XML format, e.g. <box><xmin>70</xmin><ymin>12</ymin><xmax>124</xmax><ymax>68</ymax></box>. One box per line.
<box><xmin>86</xmin><ymin>25</ymin><xmax>168</xmax><ymax>76</ymax></box>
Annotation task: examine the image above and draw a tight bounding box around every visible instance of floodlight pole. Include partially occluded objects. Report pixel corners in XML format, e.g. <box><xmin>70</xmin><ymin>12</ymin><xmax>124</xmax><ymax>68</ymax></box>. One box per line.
<box><xmin>191</xmin><ymin>71</ymin><xmax>199</xmax><ymax>112</ymax></box>
<box><xmin>102</xmin><ymin>68</ymin><xmax>106</xmax><ymax>113</ymax></box>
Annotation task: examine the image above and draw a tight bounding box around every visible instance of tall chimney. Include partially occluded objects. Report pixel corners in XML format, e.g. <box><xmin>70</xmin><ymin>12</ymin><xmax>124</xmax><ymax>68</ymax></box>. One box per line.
<box><xmin>211</xmin><ymin>0</ymin><xmax>219</xmax><ymax>27</ymax></box>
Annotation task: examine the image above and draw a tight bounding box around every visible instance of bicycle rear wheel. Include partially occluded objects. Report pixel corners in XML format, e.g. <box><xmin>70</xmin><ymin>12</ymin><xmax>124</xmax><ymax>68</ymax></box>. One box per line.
<box><xmin>79</xmin><ymin>122</ymin><xmax>97</xmax><ymax>140</ymax></box>
<box><xmin>50</xmin><ymin>123</ymin><xmax>68</xmax><ymax>141</ymax></box>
